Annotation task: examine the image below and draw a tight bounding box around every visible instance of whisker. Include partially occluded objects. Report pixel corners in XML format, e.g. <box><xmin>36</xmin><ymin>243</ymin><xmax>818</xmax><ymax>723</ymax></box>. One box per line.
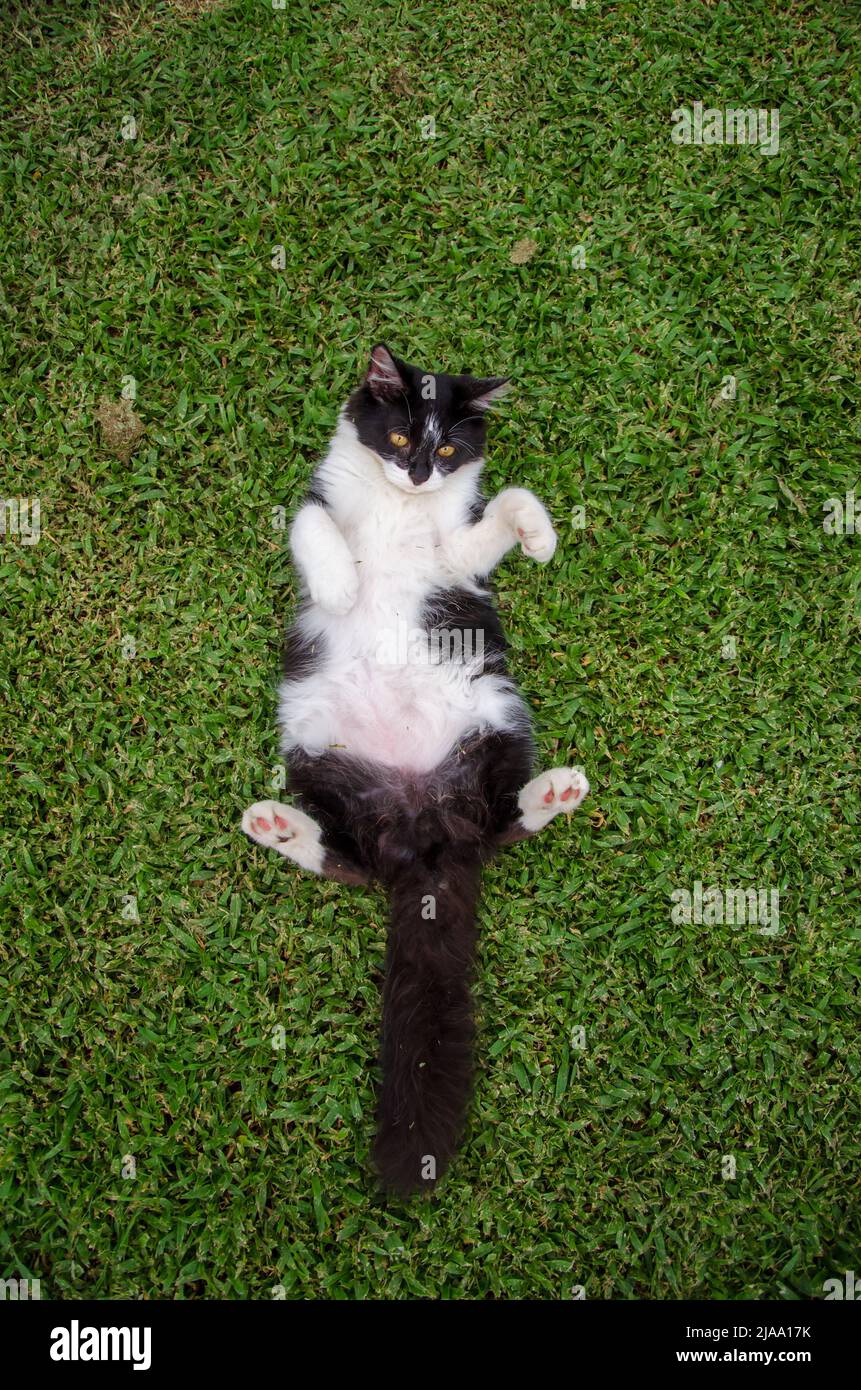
<box><xmin>448</xmin><ymin>436</ymin><xmax>478</xmax><ymax>458</ymax></box>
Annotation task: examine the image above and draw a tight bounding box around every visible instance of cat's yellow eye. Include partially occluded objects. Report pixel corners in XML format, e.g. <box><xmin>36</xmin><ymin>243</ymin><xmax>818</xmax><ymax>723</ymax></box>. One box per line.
<box><xmin>437</xmin><ymin>444</ymin><xmax>456</xmax><ymax>458</ymax></box>
<box><xmin>389</xmin><ymin>431</ymin><xmax>409</xmax><ymax>448</ymax></box>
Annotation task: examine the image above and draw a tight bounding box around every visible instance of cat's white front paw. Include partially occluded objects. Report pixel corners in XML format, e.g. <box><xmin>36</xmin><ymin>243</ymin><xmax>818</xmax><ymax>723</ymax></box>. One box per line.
<box><xmin>518</xmin><ymin>766</ymin><xmax>590</xmax><ymax>831</ymax></box>
<box><xmin>241</xmin><ymin>799</ymin><xmax>324</xmax><ymax>872</ymax></box>
<box><xmin>499</xmin><ymin>488</ymin><xmax>557</xmax><ymax>563</ymax></box>
<box><xmin>308</xmin><ymin>564</ymin><xmax>359</xmax><ymax>616</ymax></box>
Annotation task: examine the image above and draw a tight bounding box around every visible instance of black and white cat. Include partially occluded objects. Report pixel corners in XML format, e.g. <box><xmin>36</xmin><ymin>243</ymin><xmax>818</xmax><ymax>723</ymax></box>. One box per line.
<box><xmin>242</xmin><ymin>345</ymin><xmax>589</xmax><ymax>1194</ymax></box>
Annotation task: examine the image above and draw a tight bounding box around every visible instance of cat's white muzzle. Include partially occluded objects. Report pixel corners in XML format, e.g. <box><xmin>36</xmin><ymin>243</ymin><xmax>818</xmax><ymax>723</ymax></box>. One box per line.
<box><xmin>379</xmin><ymin>457</ymin><xmax>445</xmax><ymax>494</ymax></box>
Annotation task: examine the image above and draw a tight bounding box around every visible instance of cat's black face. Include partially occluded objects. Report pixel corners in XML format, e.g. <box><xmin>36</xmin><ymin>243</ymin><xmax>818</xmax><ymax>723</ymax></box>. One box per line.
<box><xmin>345</xmin><ymin>344</ymin><xmax>508</xmax><ymax>492</ymax></box>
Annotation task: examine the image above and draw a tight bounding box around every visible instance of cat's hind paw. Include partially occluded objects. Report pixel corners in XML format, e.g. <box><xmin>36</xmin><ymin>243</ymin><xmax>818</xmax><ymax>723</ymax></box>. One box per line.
<box><xmin>241</xmin><ymin>799</ymin><xmax>324</xmax><ymax>873</ymax></box>
<box><xmin>518</xmin><ymin>766</ymin><xmax>590</xmax><ymax>832</ymax></box>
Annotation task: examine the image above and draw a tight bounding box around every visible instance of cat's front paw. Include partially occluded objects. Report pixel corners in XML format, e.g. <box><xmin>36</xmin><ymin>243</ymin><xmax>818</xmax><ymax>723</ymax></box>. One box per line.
<box><xmin>500</xmin><ymin>488</ymin><xmax>557</xmax><ymax>563</ymax></box>
<box><xmin>308</xmin><ymin>563</ymin><xmax>359</xmax><ymax>616</ymax></box>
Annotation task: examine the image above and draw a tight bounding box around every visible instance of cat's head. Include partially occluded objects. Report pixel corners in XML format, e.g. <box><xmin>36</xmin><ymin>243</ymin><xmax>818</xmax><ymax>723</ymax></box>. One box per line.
<box><xmin>345</xmin><ymin>344</ymin><xmax>509</xmax><ymax>494</ymax></box>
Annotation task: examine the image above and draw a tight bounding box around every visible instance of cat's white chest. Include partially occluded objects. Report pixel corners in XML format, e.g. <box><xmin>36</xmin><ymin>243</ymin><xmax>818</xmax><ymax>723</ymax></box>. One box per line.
<box><xmin>339</xmin><ymin>494</ymin><xmax>444</xmax><ymax>637</ymax></box>
<box><xmin>277</xmin><ymin>423</ymin><xmax>522</xmax><ymax>771</ymax></box>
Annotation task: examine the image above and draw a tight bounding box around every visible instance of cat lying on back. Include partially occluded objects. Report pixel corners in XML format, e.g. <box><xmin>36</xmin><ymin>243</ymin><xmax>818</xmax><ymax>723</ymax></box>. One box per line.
<box><xmin>242</xmin><ymin>345</ymin><xmax>589</xmax><ymax>1195</ymax></box>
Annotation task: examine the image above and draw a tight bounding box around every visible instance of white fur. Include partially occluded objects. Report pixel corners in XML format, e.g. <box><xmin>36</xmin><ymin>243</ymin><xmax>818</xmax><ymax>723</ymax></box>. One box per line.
<box><xmin>242</xmin><ymin>800</ymin><xmax>325</xmax><ymax>872</ymax></box>
<box><xmin>422</xmin><ymin>410</ymin><xmax>443</xmax><ymax>451</ymax></box>
<box><xmin>279</xmin><ymin>416</ymin><xmax>555</xmax><ymax>773</ymax></box>
<box><xmin>518</xmin><ymin>767</ymin><xmax>590</xmax><ymax>832</ymax></box>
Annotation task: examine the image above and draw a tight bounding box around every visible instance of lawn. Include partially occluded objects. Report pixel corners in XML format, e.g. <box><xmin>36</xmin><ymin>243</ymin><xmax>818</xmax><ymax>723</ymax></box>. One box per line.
<box><xmin>1</xmin><ymin>0</ymin><xmax>859</xmax><ymax>1299</ymax></box>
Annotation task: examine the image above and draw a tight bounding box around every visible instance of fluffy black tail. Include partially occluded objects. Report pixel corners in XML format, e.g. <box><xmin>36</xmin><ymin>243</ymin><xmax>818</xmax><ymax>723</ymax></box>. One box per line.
<box><xmin>374</xmin><ymin>848</ymin><xmax>481</xmax><ymax>1197</ymax></box>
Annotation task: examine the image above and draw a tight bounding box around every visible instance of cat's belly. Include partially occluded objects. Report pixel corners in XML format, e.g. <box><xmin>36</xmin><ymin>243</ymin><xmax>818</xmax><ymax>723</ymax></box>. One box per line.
<box><xmin>278</xmin><ymin>657</ymin><xmax>523</xmax><ymax>773</ymax></box>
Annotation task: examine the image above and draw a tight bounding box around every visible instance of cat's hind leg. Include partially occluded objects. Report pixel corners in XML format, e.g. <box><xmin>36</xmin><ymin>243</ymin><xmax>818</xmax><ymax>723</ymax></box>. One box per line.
<box><xmin>496</xmin><ymin>767</ymin><xmax>590</xmax><ymax>844</ymax></box>
<box><xmin>241</xmin><ymin>799</ymin><xmax>370</xmax><ymax>885</ymax></box>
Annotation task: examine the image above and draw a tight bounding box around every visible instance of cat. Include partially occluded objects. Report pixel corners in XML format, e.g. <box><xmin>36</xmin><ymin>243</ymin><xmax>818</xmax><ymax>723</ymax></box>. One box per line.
<box><xmin>242</xmin><ymin>344</ymin><xmax>589</xmax><ymax>1195</ymax></box>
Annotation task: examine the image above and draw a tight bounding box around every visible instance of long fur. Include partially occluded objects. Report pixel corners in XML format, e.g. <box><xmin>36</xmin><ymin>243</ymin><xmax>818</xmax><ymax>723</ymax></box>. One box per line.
<box><xmin>247</xmin><ymin>345</ymin><xmax>577</xmax><ymax>1195</ymax></box>
<box><xmin>287</xmin><ymin>720</ymin><xmax>534</xmax><ymax>1194</ymax></box>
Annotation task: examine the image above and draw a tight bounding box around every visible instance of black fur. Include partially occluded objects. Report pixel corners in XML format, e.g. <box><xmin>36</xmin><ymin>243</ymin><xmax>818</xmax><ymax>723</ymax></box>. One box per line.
<box><xmin>280</xmin><ymin>347</ymin><xmax>538</xmax><ymax>1197</ymax></box>
<box><xmin>285</xmin><ymin>728</ymin><xmax>534</xmax><ymax>1196</ymax></box>
<box><xmin>344</xmin><ymin>343</ymin><xmax>508</xmax><ymax>488</ymax></box>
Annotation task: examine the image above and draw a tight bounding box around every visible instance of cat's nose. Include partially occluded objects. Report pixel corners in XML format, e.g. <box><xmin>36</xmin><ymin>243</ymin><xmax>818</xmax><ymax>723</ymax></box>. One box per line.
<box><xmin>409</xmin><ymin>463</ymin><xmax>432</xmax><ymax>486</ymax></box>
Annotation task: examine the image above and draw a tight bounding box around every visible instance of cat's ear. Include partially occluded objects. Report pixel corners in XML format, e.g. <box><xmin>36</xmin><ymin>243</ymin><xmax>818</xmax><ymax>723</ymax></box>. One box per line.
<box><xmin>365</xmin><ymin>344</ymin><xmax>407</xmax><ymax>403</ymax></box>
<box><xmin>466</xmin><ymin>377</ymin><xmax>510</xmax><ymax>412</ymax></box>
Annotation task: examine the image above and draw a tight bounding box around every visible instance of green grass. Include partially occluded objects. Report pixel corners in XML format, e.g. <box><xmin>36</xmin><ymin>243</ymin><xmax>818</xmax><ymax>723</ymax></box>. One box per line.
<box><xmin>1</xmin><ymin>0</ymin><xmax>859</xmax><ymax>1299</ymax></box>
